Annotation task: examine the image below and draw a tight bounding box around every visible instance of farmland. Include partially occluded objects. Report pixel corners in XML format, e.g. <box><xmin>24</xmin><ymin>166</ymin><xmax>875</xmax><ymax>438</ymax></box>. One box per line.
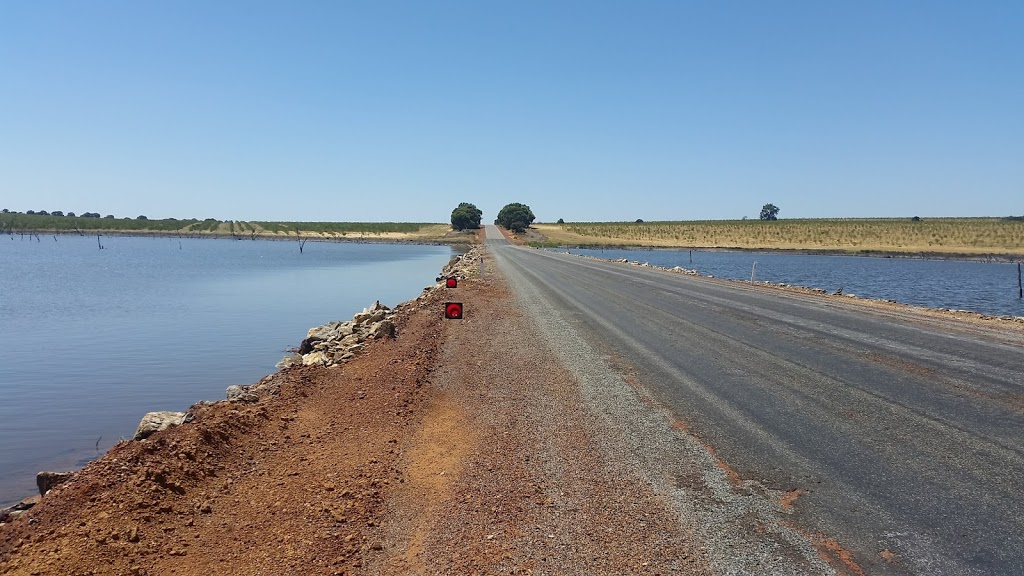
<box><xmin>533</xmin><ymin>218</ymin><xmax>1024</xmax><ymax>256</ymax></box>
<box><xmin>0</xmin><ymin>213</ymin><xmax>450</xmax><ymax>241</ymax></box>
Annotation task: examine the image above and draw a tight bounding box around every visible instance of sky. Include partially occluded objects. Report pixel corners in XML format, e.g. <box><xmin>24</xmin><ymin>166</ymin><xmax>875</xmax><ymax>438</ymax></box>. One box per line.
<box><xmin>1</xmin><ymin>1</ymin><xmax>1021</xmax><ymax>223</ymax></box>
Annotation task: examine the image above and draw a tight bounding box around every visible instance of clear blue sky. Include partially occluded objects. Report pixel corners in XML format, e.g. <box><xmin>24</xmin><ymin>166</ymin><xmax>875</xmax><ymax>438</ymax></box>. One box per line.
<box><xmin>2</xmin><ymin>1</ymin><xmax>1021</xmax><ymax>223</ymax></box>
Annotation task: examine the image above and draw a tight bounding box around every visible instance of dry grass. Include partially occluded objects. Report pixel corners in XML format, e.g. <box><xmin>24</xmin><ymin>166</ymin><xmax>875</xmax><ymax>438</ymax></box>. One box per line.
<box><xmin>534</xmin><ymin>218</ymin><xmax>1024</xmax><ymax>255</ymax></box>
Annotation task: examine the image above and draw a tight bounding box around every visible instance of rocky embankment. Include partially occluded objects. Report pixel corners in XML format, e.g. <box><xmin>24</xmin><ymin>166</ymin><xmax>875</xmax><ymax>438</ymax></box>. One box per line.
<box><xmin>0</xmin><ymin>247</ymin><xmax>484</xmax><ymax>533</ymax></box>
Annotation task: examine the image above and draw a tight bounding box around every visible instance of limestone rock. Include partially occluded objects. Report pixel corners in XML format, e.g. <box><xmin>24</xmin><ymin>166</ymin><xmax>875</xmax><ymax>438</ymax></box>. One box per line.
<box><xmin>133</xmin><ymin>411</ymin><xmax>188</xmax><ymax>441</ymax></box>
<box><xmin>36</xmin><ymin>472</ymin><xmax>73</xmax><ymax>496</ymax></box>
<box><xmin>276</xmin><ymin>354</ymin><xmax>302</xmax><ymax>369</ymax></box>
<box><xmin>225</xmin><ymin>385</ymin><xmax>259</xmax><ymax>403</ymax></box>
<box><xmin>369</xmin><ymin>320</ymin><xmax>396</xmax><ymax>339</ymax></box>
<box><xmin>301</xmin><ymin>351</ymin><xmax>329</xmax><ymax>366</ymax></box>
<box><xmin>340</xmin><ymin>334</ymin><xmax>362</xmax><ymax>347</ymax></box>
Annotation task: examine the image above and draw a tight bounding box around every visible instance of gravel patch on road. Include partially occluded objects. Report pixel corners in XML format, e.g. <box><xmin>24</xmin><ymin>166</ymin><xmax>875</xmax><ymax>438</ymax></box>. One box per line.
<box><xmin>493</xmin><ymin>247</ymin><xmax>840</xmax><ymax>576</ymax></box>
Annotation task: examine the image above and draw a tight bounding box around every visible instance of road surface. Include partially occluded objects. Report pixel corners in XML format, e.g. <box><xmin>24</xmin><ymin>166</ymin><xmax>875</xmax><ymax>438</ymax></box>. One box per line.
<box><xmin>485</xmin><ymin>225</ymin><xmax>1024</xmax><ymax>575</ymax></box>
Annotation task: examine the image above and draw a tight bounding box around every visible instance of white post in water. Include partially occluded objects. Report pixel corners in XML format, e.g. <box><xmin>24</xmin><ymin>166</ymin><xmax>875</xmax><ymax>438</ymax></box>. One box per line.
<box><xmin>750</xmin><ymin>261</ymin><xmax>757</xmax><ymax>284</ymax></box>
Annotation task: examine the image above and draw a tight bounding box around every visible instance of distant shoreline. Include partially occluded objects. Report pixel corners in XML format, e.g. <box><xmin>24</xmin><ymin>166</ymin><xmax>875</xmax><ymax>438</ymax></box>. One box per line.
<box><xmin>6</xmin><ymin>229</ymin><xmax>475</xmax><ymax>247</ymax></box>
<box><xmin>539</xmin><ymin>243</ymin><xmax>1023</xmax><ymax>263</ymax></box>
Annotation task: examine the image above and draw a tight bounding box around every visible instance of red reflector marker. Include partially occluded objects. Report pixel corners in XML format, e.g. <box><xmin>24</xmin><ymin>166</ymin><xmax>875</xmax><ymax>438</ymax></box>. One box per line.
<box><xmin>444</xmin><ymin>302</ymin><xmax>464</xmax><ymax>319</ymax></box>
<box><xmin>446</xmin><ymin>277</ymin><xmax>458</xmax><ymax>288</ymax></box>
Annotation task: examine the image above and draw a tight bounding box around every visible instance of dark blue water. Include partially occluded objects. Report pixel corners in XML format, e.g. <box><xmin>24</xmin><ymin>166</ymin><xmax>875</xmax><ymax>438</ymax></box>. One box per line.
<box><xmin>0</xmin><ymin>235</ymin><xmax>453</xmax><ymax>505</ymax></box>
<box><xmin>560</xmin><ymin>248</ymin><xmax>1024</xmax><ymax>318</ymax></box>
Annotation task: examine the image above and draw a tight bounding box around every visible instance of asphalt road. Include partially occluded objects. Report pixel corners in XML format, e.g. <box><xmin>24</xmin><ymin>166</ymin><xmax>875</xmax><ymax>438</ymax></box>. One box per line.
<box><xmin>484</xmin><ymin>225</ymin><xmax>1024</xmax><ymax>576</ymax></box>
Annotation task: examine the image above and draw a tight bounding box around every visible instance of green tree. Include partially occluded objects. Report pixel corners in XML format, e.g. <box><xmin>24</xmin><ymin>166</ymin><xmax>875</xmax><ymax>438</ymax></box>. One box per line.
<box><xmin>556</xmin><ymin>218</ymin><xmax>564</xmax><ymax>224</ymax></box>
<box><xmin>497</xmin><ymin>203</ymin><xmax>535</xmax><ymax>233</ymax></box>
<box><xmin>450</xmin><ymin>202</ymin><xmax>482</xmax><ymax>230</ymax></box>
<box><xmin>760</xmin><ymin>203</ymin><xmax>780</xmax><ymax>221</ymax></box>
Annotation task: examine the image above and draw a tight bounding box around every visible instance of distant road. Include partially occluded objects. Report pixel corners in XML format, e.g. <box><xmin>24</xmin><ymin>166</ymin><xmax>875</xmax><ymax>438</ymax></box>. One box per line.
<box><xmin>485</xmin><ymin>225</ymin><xmax>1024</xmax><ymax>576</ymax></box>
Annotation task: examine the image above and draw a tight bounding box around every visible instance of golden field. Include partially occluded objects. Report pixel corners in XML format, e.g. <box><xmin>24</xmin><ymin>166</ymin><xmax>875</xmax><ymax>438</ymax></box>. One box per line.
<box><xmin>533</xmin><ymin>218</ymin><xmax>1024</xmax><ymax>255</ymax></box>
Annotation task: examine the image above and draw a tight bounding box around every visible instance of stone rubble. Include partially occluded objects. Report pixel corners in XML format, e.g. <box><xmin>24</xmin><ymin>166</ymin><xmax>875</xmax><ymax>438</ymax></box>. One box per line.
<box><xmin>272</xmin><ymin>247</ymin><xmax>485</xmax><ymax>372</ymax></box>
<box><xmin>273</xmin><ymin>300</ymin><xmax>398</xmax><ymax>370</ymax></box>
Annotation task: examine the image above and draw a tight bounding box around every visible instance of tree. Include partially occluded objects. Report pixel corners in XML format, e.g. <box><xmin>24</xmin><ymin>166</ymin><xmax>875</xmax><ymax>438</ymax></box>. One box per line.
<box><xmin>26</xmin><ymin>210</ymin><xmax>35</xmax><ymax>215</ymax></box>
<box><xmin>450</xmin><ymin>202</ymin><xmax>482</xmax><ymax>230</ymax></box>
<box><xmin>635</xmin><ymin>218</ymin><xmax>644</xmax><ymax>223</ymax></box>
<box><xmin>556</xmin><ymin>218</ymin><xmax>564</xmax><ymax>224</ymax></box>
<box><xmin>67</xmin><ymin>212</ymin><xmax>76</xmax><ymax>217</ymax></box>
<box><xmin>137</xmin><ymin>215</ymin><xmax>148</xmax><ymax>220</ymax></box>
<box><xmin>496</xmin><ymin>203</ymin><xmax>535</xmax><ymax>233</ymax></box>
<box><xmin>51</xmin><ymin>211</ymin><xmax>64</xmax><ymax>217</ymax></box>
<box><xmin>760</xmin><ymin>203</ymin><xmax>780</xmax><ymax>221</ymax></box>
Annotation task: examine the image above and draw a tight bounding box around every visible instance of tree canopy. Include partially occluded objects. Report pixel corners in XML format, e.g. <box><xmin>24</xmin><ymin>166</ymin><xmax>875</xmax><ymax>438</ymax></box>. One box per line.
<box><xmin>760</xmin><ymin>203</ymin><xmax>780</xmax><ymax>221</ymax></box>
<box><xmin>496</xmin><ymin>203</ymin><xmax>535</xmax><ymax>233</ymax></box>
<box><xmin>450</xmin><ymin>202</ymin><xmax>482</xmax><ymax>230</ymax></box>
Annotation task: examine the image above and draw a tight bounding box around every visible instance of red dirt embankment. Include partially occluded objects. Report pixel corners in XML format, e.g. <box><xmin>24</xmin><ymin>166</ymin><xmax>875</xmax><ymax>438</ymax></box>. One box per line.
<box><xmin>0</xmin><ymin>255</ymin><xmax>711</xmax><ymax>575</ymax></box>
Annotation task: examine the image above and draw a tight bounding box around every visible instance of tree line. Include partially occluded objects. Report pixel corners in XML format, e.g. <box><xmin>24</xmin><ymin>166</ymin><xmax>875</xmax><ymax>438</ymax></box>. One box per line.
<box><xmin>2</xmin><ymin>209</ymin><xmax>150</xmax><ymax>220</ymax></box>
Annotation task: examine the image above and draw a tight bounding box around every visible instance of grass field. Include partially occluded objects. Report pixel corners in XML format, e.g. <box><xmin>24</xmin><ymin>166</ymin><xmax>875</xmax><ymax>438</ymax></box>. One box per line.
<box><xmin>0</xmin><ymin>213</ymin><xmax>450</xmax><ymax>241</ymax></box>
<box><xmin>534</xmin><ymin>218</ymin><xmax>1024</xmax><ymax>255</ymax></box>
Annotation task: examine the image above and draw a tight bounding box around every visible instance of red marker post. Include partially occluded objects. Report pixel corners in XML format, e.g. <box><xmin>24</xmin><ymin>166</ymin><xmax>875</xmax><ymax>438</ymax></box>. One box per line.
<box><xmin>446</xmin><ymin>277</ymin><xmax>458</xmax><ymax>288</ymax></box>
<box><xmin>444</xmin><ymin>302</ymin><xmax>464</xmax><ymax>320</ymax></box>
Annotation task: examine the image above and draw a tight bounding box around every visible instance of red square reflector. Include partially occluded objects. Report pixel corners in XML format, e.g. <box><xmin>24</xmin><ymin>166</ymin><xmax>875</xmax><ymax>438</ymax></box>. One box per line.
<box><xmin>446</xmin><ymin>277</ymin><xmax>457</xmax><ymax>288</ymax></box>
<box><xmin>444</xmin><ymin>302</ymin><xmax>463</xmax><ymax>319</ymax></box>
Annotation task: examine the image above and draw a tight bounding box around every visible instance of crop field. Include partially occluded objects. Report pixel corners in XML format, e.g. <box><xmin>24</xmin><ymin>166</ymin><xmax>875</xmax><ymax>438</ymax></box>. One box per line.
<box><xmin>534</xmin><ymin>218</ymin><xmax>1024</xmax><ymax>255</ymax></box>
<box><xmin>253</xmin><ymin>221</ymin><xmax>441</xmax><ymax>235</ymax></box>
<box><xmin>0</xmin><ymin>213</ymin><xmax>447</xmax><ymax>240</ymax></box>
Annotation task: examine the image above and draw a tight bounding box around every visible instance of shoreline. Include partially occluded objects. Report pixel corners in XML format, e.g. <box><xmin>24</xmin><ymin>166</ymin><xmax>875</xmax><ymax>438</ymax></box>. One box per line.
<box><xmin>2</xmin><ymin>241</ymin><xmax>1019</xmax><ymax>513</ymax></box>
<box><xmin>4</xmin><ymin>229</ymin><xmax>476</xmax><ymax>246</ymax></box>
<box><xmin>0</xmin><ymin>247</ymin><xmax>482</xmax><ymax>514</ymax></box>
<box><xmin>552</xmin><ymin>249</ymin><xmax>1024</xmax><ymax>328</ymax></box>
<box><xmin>533</xmin><ymin>242</ymin><xmax>1024</xmax><ymax>263</ymax></box>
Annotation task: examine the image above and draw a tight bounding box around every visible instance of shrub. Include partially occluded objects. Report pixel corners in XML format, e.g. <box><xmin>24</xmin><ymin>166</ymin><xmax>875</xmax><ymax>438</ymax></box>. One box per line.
<box><xmin>497</xmin><ymin>203</ymin><xmax>535</xmax><ymax>233</ymax></box>
<box><xmin>451</xmin><ymin>202</ymin><xmax>482</xmax><ymax>230</ymax></box>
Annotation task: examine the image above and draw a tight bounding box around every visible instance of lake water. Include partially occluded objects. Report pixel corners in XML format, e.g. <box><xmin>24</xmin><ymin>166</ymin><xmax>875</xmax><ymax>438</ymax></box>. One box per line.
<box><xmin>0</xmin><ymin>235</ymin><xmax>454</xmax><ymax>506</ymax></box>
<box><xmin>560</xmin><ymin>248</ymin><xmax>1024</xmax><ymax>318</ymax></box>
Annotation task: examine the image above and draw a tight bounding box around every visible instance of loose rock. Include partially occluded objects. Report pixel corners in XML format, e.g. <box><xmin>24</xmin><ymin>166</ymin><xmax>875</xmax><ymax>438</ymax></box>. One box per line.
<box><xmin>133</xmin><ymin>411</ymin><xmax>189</xmax><ymax>441</ymax></box>
<box><xmin>36</xmin><ymin>471</ymin><xmax>74</xmax><ymax>496</ymax></box>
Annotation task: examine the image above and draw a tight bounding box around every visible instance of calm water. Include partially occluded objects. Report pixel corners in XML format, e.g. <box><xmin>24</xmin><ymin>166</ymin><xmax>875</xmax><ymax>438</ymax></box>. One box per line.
<box><xmin>0</xmin><ymin>235</ymin><xmax>453</xmax><ymax>505</ymax></box>
<box><xmin>561</xmin><ymin>248</ymin><xmax>1024</xmax><ymax>318</ymax></box>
